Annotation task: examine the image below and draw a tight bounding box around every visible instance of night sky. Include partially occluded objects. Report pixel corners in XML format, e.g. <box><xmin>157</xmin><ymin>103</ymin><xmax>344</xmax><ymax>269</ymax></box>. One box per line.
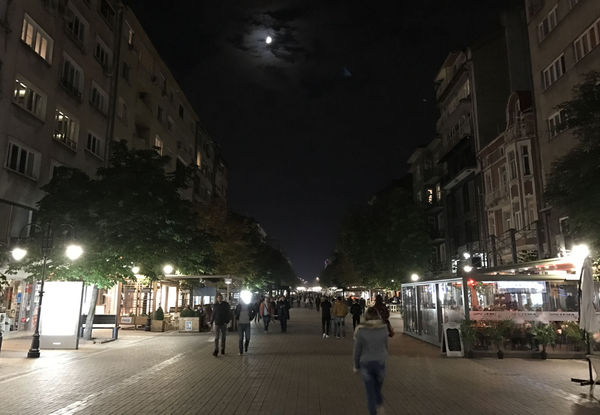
<box><xmin>128</xmin><ymin>0</ymin><xmax>507</xmax><ymax>279</ymax></box>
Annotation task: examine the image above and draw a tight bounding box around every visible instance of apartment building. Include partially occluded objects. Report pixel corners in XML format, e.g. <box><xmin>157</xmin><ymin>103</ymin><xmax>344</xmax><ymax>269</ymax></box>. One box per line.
<box><xmin>479</xmin><ymin>92</ymin><xmax>544</xmax><ymax>264</ymax></box>
<box><xmin>525</xmin><ymin>0</ymin><xmax>600</xmax><ymax>254</ymax></box>
<box><xmin>0</xmin><ymin>0</ymin><xmax>226</xmax><ymax>333</ymax></box>
<box><xmin>0</xmin><ymin>0</ymin><xmax>226</xmax><ymax>248</ymax></box>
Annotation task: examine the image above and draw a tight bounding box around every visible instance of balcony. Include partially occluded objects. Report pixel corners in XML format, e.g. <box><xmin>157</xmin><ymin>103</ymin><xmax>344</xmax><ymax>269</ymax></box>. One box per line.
<box><xmin>52</xmin><ymin>131</ymin><xmax>77</xmax><ymax>151</ymax></box>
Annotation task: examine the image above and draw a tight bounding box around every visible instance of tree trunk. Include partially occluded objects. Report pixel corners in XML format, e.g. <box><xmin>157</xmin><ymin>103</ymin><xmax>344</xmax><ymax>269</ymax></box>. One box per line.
<box><xmin>83</xmin><ymin>284</ymin><xmax>98</xmax><ymax>340</ymax></box>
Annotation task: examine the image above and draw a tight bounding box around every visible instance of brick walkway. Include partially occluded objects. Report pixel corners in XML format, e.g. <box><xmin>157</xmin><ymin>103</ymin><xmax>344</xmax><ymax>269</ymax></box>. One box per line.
<box><xmin>0</xmin><ymin>307</ymin><xmax>598</xmax><ymax>414</ymax></box>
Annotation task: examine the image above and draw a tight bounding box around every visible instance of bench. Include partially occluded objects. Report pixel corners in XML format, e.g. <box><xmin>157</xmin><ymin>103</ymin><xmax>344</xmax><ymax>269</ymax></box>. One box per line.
<box><xmin>79</xmin><ymin>314</ymin><xmax>118</xmax><ymax>339</ymax></box>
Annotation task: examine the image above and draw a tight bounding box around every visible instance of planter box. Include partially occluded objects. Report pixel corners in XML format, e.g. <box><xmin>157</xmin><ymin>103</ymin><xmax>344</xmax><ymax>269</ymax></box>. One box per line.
<box><xmin>178</xmin><ymin>317</ymin><xmax>200</xmax><ymax>332</ymax></box>
<box><xmin>151</xmin><ymin>320</ymin><xmax>165</xmax><ymax>332</ymax></box>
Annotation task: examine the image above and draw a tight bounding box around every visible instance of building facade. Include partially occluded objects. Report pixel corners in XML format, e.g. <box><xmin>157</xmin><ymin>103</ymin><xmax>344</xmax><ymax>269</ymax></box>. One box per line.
<box><xmin>525</xmin><ymin>0</ymin><xmax>600</xmax><ymax>255</ymax></box>
<box><xmin>0</xmin><ymin>0</ymin><xmax>226</xmax><ymax>334</ymax></box>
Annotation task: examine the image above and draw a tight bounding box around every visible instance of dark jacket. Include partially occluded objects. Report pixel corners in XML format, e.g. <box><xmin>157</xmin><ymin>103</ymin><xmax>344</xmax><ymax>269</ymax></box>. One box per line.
<box><xmin>350</xmin><ymin>302</ymin><xmax>362</xmax><ymax>317</ymax></box>
<box><xmin>211</xmin><ymin>301</ymin><xmax>231</xmax><ymax>326</ymax></box>
<box><xmin>321</xmin><ymin>300</ymin><xmax>332</xmax><ymax>318</ymax></box>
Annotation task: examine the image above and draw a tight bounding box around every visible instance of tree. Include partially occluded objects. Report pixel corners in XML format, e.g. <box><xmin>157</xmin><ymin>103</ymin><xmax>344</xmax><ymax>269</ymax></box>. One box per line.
<box><xmin>319</xmin><ymin>252</ymin><xmax>361</xmax><ymax>288</ymax></box>
<box><xmin>5</xmin><ymin>141</ymin><xmax>214</xmax><ymax>338</ymax></box>
<box><xmin>545</xmin><ymin>71</ymin><xmax>600</xmax><ymax>249</ymax></box>
<box><xmin>337</xmin><ymin>181</ymin><xmax>430</xmax><ymax>287</ymax></box>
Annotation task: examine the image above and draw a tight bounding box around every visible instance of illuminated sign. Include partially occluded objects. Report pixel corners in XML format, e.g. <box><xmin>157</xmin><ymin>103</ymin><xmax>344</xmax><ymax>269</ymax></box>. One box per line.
<box><xmin>40</xmin><ymin>281</ymin><xmax>84</xmax><ymax>349</ymax></box>
<box><xmin>496</xmin><ymin>281</ymin><xmax>546</xmax><ymax>293</ymax></box>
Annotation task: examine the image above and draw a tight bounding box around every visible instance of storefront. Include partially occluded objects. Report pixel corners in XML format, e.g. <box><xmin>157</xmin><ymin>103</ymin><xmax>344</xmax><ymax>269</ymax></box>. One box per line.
<box><xmin>401</xmin><ymin>257</ymin><xmax>600</xmax><ymax>350</ymax></box>
<box><xmin>0</xmin><ymin>270</ymin><xmax>39</xmax><ymax>337</ymax></box>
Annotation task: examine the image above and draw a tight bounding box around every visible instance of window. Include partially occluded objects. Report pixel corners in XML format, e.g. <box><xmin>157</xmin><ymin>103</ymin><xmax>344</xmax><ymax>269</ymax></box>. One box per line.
<box><xmin>427</xmin><ymin>188</ymin><xmax>434</xmax><ymax>205</ymax></box>
<box><xmin>65</xmin><ymin>6</ymin><xmax>87</xmax><ymax>46</ymax></box>
<box><xmin>122</xmin><ymin>62</ymin><xmax>130</xmax><ymax>81</ymax></box>
<box><xmin>154</xmin><ymin>135</ymin><xmax>162</xmax><ymax>155</ymax></box>
<box><xmin>542</xmin><ymin>54</ymin><xmax>565</xmax><ymax>89</ymax></box>
<box><xmin>61</xmin><ymin>54</ymin><xmax>83</xmax><ymax>98</ymax></box>
<box><xmin>573</xmin><ymin>18</ymin><xmax>600</xmax><ymax>62</ymax></box>
<box><xmin>520</xmin><ymin>145</ymin><xmax>531</xmax><ymax>176</ymax></box>
<box><xmin>5</xmin><ymin>141</ymin><xmax>39</xmax><ymax>179</ymax></box>
<box><xmin>99</xmin><ymin>0</ymin><xmax>116</xmax><ymax>27</ymax></box>
<box><xmin>90</xmin><ymin>82</ymin><xmax>108</xmax><ymax>114</ymax></box>
<box><xmin>538</xmin><ymin>7</ymin><xmax>557</xmax><ymax>41</ymax></box>
<box><xmin>125</xmin><ymin>21</ymin><xmax>135</xmax><ymax>47</ymax></box>
<box><xmin>416</xmin><ymin>190</ymin><xmax>422</xmax><ymax>202</ymax></box>
<box><xmin>117</xmin><ymin>97</ymin><xmax>127</xmax><ymax>121</ymax></box>
<box><xmin>436</xmin><ymin>183</ymin><xmax>441</xmax><ymax>201</ymax></box>
<box><xmin>547</xmin><ymin>109</ymin><xmax>569</xmax><ymax>137</ymax></box>
<box><xmin>508</xmin><ymin>151</ymin><xmax>517</xmax><ymax>179</ymax></box>
<box><xmin>13</xmin><ymin>77</ymin><xmax>46</xmax><ymax>119</ymax></box>
<box><xmin>53</xmin><ymin>108</ymin><xmax>79</xmax><ymax>150</ymax></box>
<box><xmin>179</xmin><ymin>105</ymin><xmax>184</xmax><ymax>119</ymax></box>
<box><xmin>196</xmin><ymin>151</ymin><xmax>202</xmax><ymax>167</ymax></box>
<box><xmin>485</xmin><ymin>171</ymin><xmax>492</xmax><ymax>193</ymax></box>
<box><xmin>500</xmin><ymin>166</ymin><xmax>508</xmax><ymax>195</ymax></box>
<box><xmin>94</xmin><ymin>38</ymin><xmax>111</xmax><ymax>70</ymax></box>
<box><xmin>21</xmin><ymin>14</ymin><xmax>54</xmax><ymax>63</ymax></box>
<box><xmin>86</xmin><ymin>132</ymin><xmax>103</xmax><ymax>158</ymax></box>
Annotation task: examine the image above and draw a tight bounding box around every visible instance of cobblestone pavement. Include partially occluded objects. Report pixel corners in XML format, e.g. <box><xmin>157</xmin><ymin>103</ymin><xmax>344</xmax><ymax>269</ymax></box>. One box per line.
<box><xmin>1</xmin><ymin>308</ymin><xmax>599</xmax><ymax>415</ymax></box>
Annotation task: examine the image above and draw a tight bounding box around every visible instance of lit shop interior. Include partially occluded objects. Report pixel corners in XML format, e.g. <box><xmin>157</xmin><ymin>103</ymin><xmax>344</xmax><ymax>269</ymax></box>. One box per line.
<box><xmin>401</xmin><ymin>256</ymin><xmax>599</xmax><ymax>354</ymax></box>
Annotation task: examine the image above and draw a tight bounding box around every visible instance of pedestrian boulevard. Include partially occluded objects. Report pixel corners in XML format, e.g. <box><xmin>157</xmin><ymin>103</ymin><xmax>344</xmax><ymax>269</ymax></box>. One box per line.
<box><xmin>0</xmin><ymin>307</ymin><xmax>599</xmax><ymax>414</ymax></box>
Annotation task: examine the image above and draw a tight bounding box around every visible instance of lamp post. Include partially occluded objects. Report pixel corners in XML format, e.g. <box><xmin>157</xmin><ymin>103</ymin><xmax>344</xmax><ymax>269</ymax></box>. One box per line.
<box><xmin>11</xmin><ymin>223</ymin><xmax>82</xmax><ymax>358</ymax></box>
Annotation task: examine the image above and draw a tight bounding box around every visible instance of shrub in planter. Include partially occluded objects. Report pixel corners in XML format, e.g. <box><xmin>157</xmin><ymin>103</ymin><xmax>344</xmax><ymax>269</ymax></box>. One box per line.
<box><xmin>151</xmin><ymin>307</ymin><xmax>165</xmax><ymax>332</ymax></box>
<box><xmin>180</xmin><ymin>308</ymin><xmax>196</xmax><ymax>318</ymax></box>
<box><xmin>562</xmin><ymin>322</ymin><xmax>586</xmax><ymax>351</ymax></box>
<box><xmin>460</xmin><ymin>320</ymin><xmax>477</xmax><ymax>358</ymax></box>
<box><xmin>154</xmin><ymin>306</ymin><xmax>165</xmax><ymax>320</ymax></box>
<box><xmin>532</xmin><ymin>323</ymin><xmax>557</xmax><ymax>359</ymax></box>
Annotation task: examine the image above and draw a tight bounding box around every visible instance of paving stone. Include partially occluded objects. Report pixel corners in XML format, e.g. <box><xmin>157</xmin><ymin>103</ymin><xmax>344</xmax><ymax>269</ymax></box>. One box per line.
<box><xmin>0</xmin><ymin>308</ymin><xmax>598</xmax><ymax>414</ymax></box>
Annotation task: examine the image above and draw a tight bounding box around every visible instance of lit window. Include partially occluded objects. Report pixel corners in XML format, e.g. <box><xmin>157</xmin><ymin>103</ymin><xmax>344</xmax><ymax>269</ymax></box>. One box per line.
<box><xmin>125</xmin><ymin>21</ymin><xmax>135</xmax><ymax>47</ymax></box>
<box><xmin>541</xmin><ymin>54</ymin><xmax>565</xmax><ymax>90</ymax></box>
<box><xmin>53</xmin><ymin>108</ymin><xmax>79</xmax><ymax>150</ymax></box>
<box><xmin>5</xmin><ymin>141</ymin><xmax>39</xmax><ymax>179</ymax></box>
<box><xmin>427</xmin><ymin>188</ymin><xmax>434</xmax><ymax>204</ymax></box>
<box><xmin>436</xmin><ymin>183</ymin><xmax>441</xmax><ymax>201</ymax></box>
<box><xmin>573</xmin><ymin>17</ymin><xmax>600</xmax><ymax>62</ymax></box>
<box><xmin>538</xmin><ymin>7</ymin><xmax>557</xmax><ymax>41</ymax></box>
<box><xmin>86</xmin><ymin>132</ymin><xmax>103</xmax><ymax>158</ymax></box>
<box><xmin>196</xmin><ymin>151</ymin><xmax>202</xmax><ymax>167</ymax></box>
<box><xmin>13</xmin><ymin>77</ymin><xmax>46</xmax><ymax>119</ymax></box>
<box><xmin>154</xmin><ymin>135</ymin><xmax>162</xmax><ymax>155</ymax></box>
<box><xmin>21</xmin><ymin>14</ymin><xmax>54</xmax><ymax>63</ymax></box>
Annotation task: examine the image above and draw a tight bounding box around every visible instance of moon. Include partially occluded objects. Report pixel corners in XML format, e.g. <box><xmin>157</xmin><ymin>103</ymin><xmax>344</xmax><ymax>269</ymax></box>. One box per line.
<box><xmin>265</xmin><ymin>35</ymin><xmax>273</xmax><ymax>44</ymax></box>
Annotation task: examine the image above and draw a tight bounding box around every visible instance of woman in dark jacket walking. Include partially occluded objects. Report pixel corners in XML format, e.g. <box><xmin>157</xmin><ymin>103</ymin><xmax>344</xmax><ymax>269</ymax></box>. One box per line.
<box><xmin>373</xmin><ymin>294</ymin><xmax>393</xmax><ymax>337</ymax></box>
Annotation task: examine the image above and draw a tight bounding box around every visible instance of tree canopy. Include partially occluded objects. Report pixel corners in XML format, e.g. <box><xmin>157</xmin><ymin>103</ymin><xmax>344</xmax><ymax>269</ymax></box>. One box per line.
<box><xmin>324</xmin><ymin>181</ymin><xmax>430</xmax><ymax>288</ymax></box>
<box><xmin>545</xmin><ymin>71</ymin><xmax>600</xmax><ymax>249</ymax></box>
<box><xmin>5</xmin><ymin>141</ymin><xmax>214</xmax><ymax>287</ymax></box>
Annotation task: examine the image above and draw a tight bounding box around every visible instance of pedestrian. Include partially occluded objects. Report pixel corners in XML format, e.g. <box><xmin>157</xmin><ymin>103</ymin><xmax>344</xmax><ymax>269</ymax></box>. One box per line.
<box><xmin>332</xmin><ymin>296</ymin><xmax>349</xmax><ymax>338</ymax></box>
<box><xmin>210</xmin><ymin>293</ymin><xmax>230</xmax><ymax>356</ymax></box>
<box><xmin>277</xmin><ymin>297</ymin><xmax>289</xmax><ymax>333</ymax></box>
<box><xmin>353</xmin><ymin>307</ymin><xmax>388</xmax><ymax>415</ymax></box>
<box><xmin>351</xmin><ymin>299</ymin><xmax>362</xmax><ymax>330</ymax></box>
<box><xmin>373</xmin><ymin>294</ymin><xmax>394</xmax><ymax>337</ymax></box>
<box><xmin>315</xmin><ymin>295</ymin><xmax>321</xmax><ymax>312</ymax></box>
<box><xmin>259</xmin><ymin>297</ymin><xmax>274</xmax><ymax>333</ymax></box>
<box><xmin>320</xmin><ymin>296</ymin><xmax>332</xmax><ymax>338</ymax></box>
<box><xmin>235</xmin><ymin>291</ymin><xmax>256</xmax><ymax>355</ymax></box>
<box><xmin>252</xmin><ymin>299</ymin><xmax>261</xmax><ymax>326</ymax></box>
<box><xmin>359</xmin><ymin>297</ymin><xmax>366</xmax><ymax>315</ymax></box>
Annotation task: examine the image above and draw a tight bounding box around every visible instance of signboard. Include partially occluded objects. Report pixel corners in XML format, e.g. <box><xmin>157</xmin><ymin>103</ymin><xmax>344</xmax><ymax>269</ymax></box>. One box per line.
<box><xmin>469</xmin><ymin>310</ymin><xmax>580</xmax><ymax>322</ymax></box>
<box><xmin>185</xmin><ymin>320</ymin><xmax>193</xmax><ymax>331</ymax></box>
<box><xmin>121</xmin><ymin>316</ymin><xmax>133</xmax><ymax>324</ymax></box>
<box><xmin>40</xmin><ymin>281</ymin><xmax>85</xmax><ymax>350</ymax></box>
<box><xmin>441</xmin><ymin>322</ymin><xmax>463</xmax><ymax>357</ymax></box>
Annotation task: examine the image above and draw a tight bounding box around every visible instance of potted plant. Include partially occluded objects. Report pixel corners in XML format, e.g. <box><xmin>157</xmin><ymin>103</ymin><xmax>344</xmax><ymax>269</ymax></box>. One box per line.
<box><xmin>151</xmin><ymin>306</ymin><xmax>165</xmax><ymax>332</ymax></box>
<box><xmin>178</xmin><ymin>307</ymin><xmax>200</xmax><ymax>332</ymax></box>
<box><xmin>460</xmin><ymin>320</ymin><xmax>477</xmax><ymax>358</ymax></box>
<box><xmin>487</xmin><ymin>320</ymin><xmax>513</xmax><ymax>359</ymax></box>
<box><xmin>563</xmin><ymin>322</ymin><xmax>586</xmax><ymax>351</ymax></box>
<box><xmin>532</xmin><ymin>323</ymin><xmax>557</xmax><ymax>359</ymax></box>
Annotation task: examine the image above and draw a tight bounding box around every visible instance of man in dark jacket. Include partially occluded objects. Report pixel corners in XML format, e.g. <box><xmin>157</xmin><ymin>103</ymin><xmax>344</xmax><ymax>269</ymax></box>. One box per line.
<box><xmin>320</xmin><ymin>296</ymin><xmax>332</xmax><ymax>338</ymax></box>
<box><xmin>351</xmin><ymin>299</ymin><xmax>362</xmax><ymax>330</ymax></box>
<box><xmin>210</xmin><ymin>294</ymin><xmax>230</xmax><ymax>356</ymax></box>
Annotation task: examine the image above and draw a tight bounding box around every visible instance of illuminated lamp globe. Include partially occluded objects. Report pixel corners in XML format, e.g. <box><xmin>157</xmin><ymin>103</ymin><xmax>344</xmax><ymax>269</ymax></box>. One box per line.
<box><xmin>163</xmin><ymin>264</ymin><xmax>174</xmax><ymax>275</ymax></box>
<box><xmin>240</xmin><ymin>290</ymin><xmax>252</xmax><ymax>305</ymax></box>
<box><xmin>12</xmin><ymin>247</ymin><xmax>27</xmax><ymax>261</ymax></box>
<box><xmin>131</xmin><ymin>266</ymin><xmax>140</xmax><ymax>274</ymax></box>
<box><xmin>66</xmin><ymin>244</ymin><xmax>83</xmax><ymax>261</ymax></box>
<box><xmin>572</xmin><ymin>244</ymin><xmax>590</xmax><ymax>261</ymax></box>
<box><xmin>463</xmin><ymin>252</ymin><xmax>471</xmax><ymax>259</ymax></box>
<box><xmin>410</xmin><ymin>273</ymin><xmax>419</xmax><ymax>282</ymax></box>
<box><xmin>463</xmin><ymin>265</ymin><xmax>473</xmax><ymax>273</ymax></box>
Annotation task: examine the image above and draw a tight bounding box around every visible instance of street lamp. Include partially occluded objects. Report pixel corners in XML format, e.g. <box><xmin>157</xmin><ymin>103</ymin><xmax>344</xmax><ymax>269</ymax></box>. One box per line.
<box><xmin>410</xmin><ymin>273</ymin><xmax>419</xmax><ymax>282</ymax></box>
<box><xmin>11</xmin><ymin>223</ymin><xmax>82</xmax><ymax>358</ymax></box>
<box><xmin>163</xmin><ymin>264</ymin><xmax>174</xmax><ymax>275</ymax></box>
